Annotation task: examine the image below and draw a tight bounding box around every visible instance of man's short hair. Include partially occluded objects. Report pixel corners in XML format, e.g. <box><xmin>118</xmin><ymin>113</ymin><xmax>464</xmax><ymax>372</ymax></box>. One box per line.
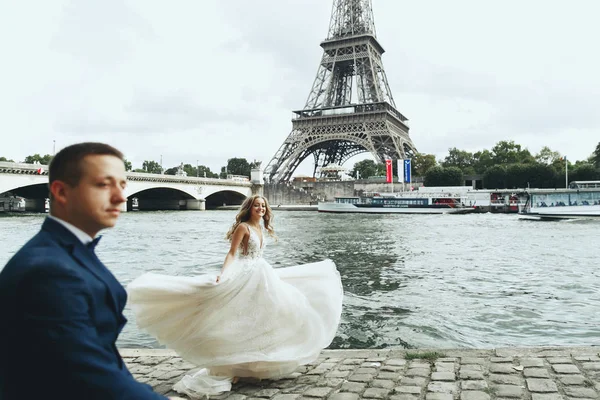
<box><xmin>49</xmin><ymin>142</ymin><xmax>124</xmax><ymax>188</ymax></box>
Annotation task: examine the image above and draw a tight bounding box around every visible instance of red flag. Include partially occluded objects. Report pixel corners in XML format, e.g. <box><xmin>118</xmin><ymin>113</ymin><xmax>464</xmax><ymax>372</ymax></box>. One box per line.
<box><xmin>385</xmin><ymin>159</ymin><xmax>392</xmax><ymax>183</ymax></box>
<box><xmin>36</xmin><ymin>167</ymin><xmax>43</xmax><ymax>174</ymax></box>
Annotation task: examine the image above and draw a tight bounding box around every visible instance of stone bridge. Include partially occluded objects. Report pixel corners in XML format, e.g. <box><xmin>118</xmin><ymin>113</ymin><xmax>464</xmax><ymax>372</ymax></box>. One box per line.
<box><xmin>0</xmin><ymin>162</ymin><xmax>262</xmax><ymax>211</ymax></box>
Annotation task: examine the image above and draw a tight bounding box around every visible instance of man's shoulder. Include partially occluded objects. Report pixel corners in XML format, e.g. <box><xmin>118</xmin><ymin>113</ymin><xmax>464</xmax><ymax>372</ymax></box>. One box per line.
<box><xmin>2</xmin><ymin>230</ymin><xmax>76</xmax><ymax>276</ymax></box>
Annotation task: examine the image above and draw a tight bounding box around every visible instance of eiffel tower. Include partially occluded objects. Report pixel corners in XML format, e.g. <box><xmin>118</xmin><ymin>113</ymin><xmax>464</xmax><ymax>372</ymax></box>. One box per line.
<box><xmin>264</xmin><ymin>0</ymin><xmax>417</xmax><ymax>183</ymax></box>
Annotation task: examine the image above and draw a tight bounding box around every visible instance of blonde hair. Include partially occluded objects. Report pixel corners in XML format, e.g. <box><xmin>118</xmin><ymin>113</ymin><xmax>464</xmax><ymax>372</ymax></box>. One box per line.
<box><xmin>225</xmin><ymin>195</ymin><xmax>276</xmax><ymax>241</ymax></box>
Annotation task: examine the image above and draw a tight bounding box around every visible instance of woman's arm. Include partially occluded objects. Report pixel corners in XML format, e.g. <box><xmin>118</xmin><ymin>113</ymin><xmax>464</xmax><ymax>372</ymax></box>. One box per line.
<box><xmin>217</xmin><ymin>224</ymin><xmax>248</xmax><ymax>282</ymax></box>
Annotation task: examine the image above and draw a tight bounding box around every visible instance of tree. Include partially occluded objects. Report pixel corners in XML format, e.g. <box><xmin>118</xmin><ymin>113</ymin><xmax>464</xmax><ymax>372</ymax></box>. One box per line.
<box><xmin>535</xmin><ymin>146</ymin><xmax>561</xmax><ymax>165</ymax></box>
<box><xmin>123</xmin><ymin>159</ymin><xmax>132</xmax><ymax>171</ymax></box>
<box><xmin>350</xmin><ymin>159</ymin><xmax>379</xmax><ymax>179</ymax></box>
<box><xmin>424</xmin><ymin>166</ymin><xmax>463</xmax><ymax>186</ymax></box>
<box><xmin>571</xmin><ymin>163</ymin><xmax>600</xmax><ymax>182</ymax></box>
<box><xmin>24</xmin><ymin>154</ymin><xmax>53</xmax><ymax>165</ymax></box>
<box><xmin>483</xmin><ymin>165</ymin><xmax>508</xmax><ymax>189</ymax></box>
<box><xmin>412</xmin><ymin>153</ymin><xmax>437</xmax><ymax>177</ymax></box>
<box><xmin>491</xmin><ymin>140</ymin><xmax>535</xmax><ymax>165</ymax></box>
<box><xmin>142</xmin><ymin>160</ymin><xmax>163</xmax><ymax>174</ymax></box>
<box><xmin>222</xmin><ymin>158</ymin><xmax>252</xmax><ymax>177</ymax></box>
<box><xmin>441</xmin><ymin>148</ymin><xmax>474</xmax><ymax>173</ymax></box>
<box><xmin>0</xmin><ymin>156</ymin><xmax>15</xmax><ymax>162</ymax></box>
<box><xmin>472</xmin><ymin>150</ymin><xmax>494</xmax><ymax>174</ymax></box>
<box><xmin>591</xmin><ymin>142</ymin><xmax>600</xmax><ymax>168</ymax></box>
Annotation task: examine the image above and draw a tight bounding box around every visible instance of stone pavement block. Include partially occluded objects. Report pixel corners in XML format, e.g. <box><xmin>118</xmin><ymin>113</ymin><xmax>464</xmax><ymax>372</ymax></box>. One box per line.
<box><xmin>431</xmin><ymin>372</ymin><xmax>455</xmax><ymax>381</ymax></box>
<box><xmin>530</xmin><ymin>394</ymin><xmax>564</xmax><ymax>400</ymax></box>
<box><xmin>405</xmin><ymin>368</ymin><xmax>430</xmax><ymax>377</ymax></box>
<box><xmin>325</xmin><ymin>370</ymin><xmax>350</xmax><ymax>378</ymax></box>
<box><xmin>381</xmin><ymin>365</ymin><xmax>404</xmax><ymax>372</ymax></box>
<box><xmin>385</xmin><ymin>359</ymin><xmax>407</xmax><ymax>366</ymax></box>
<box><xmin>547</xmin><ymin>357</ymin><xmax>572</xmax><ymax>364</ymax></box>
<box><xmin>459</xmin><ymin>370</ymin><xmax>485</xmax><ymax>380</ymax></box>
<box><xmin>371</xmin><ymin>379</ymin><xmax>395</xmax><ymax>389</ymax></box>
<box><xmin>461</xmin><ymin>364</ymin><xmax>484</xmax><ymax>372</ymax></box>
<box><xmin>328</xmin><ymin>394</ymin><xmax>359</xmax><ymax>400</ymax></box>
<box><xmin>340</xmin><ymin>382</ymin><xmax>365</xmax><ymax>393</ymax></box>
<box><xmin>425</xmin><ymin>393</ymin><xmax>453</xmax><ymax>400</ymax></box>
<box><xmin>582</xmin><ymin>362</ymin><xmax>600</xmax><ymax>371</ymax></box>
<box><xmin>489</xmin><ymin>374</ymin><xmax>521</xmax><ymax>385</ymax></box>
<box><xmin>376</xmin><ymin>371</ymin><xmax>401</xmax><ymax>380</ymax></box>
<box><xmin>461</xmin><ymin>380</ymin><xmax>488</xmax><ymax>390</ymax></box>
<box><xmin>434</xmin><ymin>362</ymin><xmax>455</xmax><ymax>372</ymax></box>
<box><xmin>355</xmin><ymin>368</ymin><xmax>378</xmax><ymax>374</ymax></box>
<box><xmin>390</xmin><ymin>395</ymin><xmax>419</xmax><ymax>400</ymax></box>
<box><xmin>523</xmin><ymin>368</ymin><xmax>550</xmax><ymax>378</ymax></box>
<box><xmin>461</xmin><ymin>358</ymin><xmax>486</xmax><ymax>365</ymax></box>
<box><xmin>526</xmin><ymin>378</ymin><xmax>559</xmax><ymax>393</ymax></box>
<box><xmin>563</xmin><ymin>386</ymin><xmax>598</xmax><ymax>398</ymax></box>
<box><xmin>272</xmin><ymin>395</ymin><xmax>300</xmax><ymax>400</ymax></box>
<box><xmin>254</xmin><ymin>388</ymin><xmax>280</xmax><ymax>398</ymax></box>
<box><xmin>491</xmin><ymin>357</ymin><xmax>513</xmax><ymax>363</ymax></box>
<box><xmin>394</xmin><ymin>386</ymin><xmax>421</xmax><ymax>394</ymax></box>
<box><xmin>302</xmin><ymin>387</ymin><xmax>333</xmax><ymax>398</ymax></box>
<box><xmin>574</xmin><ymin>355</ymin><xmax>600</xmax><ymax>362</ymax></box>
<box><xmin>409</xmin><ymin>362</ymin><xmax>431</xmax><ymax>369</ymax></box>
<box><xmin>552</xmin><ymin>364</ymin><xmax>580</xmax><ymax>374</ymax></box>
<box><xmin>460</xmin><ymin>391</ymin><xmax>490</xmax><ymax>400</ymax></box>
<box><xmin>519</xmin><ymin>358</ymin><xmax>545</xmax><ymax>367</ymax></box>
<box><xmin>348</xmin><ymin>374</ymin><xmax>374</xmax><ymax>382</ymax></box>
<box><xmin>342</xmin><ymin>359</ymin><xmax>365</xmax><ymax>365</ymax></box>
<box><xmin>338</xmin><ymin>365</ymin><xmax>357</xmax><ymax>371</ymax></box>
<box><xmin>315</xmin><ymin>377</ymin><xmax>343</xmax><ymax>387</ymax></box>
<box><xmin>362</xmin><ymin>388</ymin><xmax>391</xmax><ymax>398</ymax></box>
<box><xmin>400</xmin><ymin>376</ymin><xmax>427</xmax><ymax>386</ymax></box>
<box><xmin>427</xmin><ymin>382</ymin><xmax>457</xmax><ymax>394</ymax></box>
<box><xmin>489</xmin><ymin>364</ymin><xmax>518</xmax><ymax>374</ymax></box>
<box><xmin>492</xmin><ymin>384</ymin><xmax>524</xmax><ymax>398</ymax></box>
<box><xmin>558</xmin><ymin>374</ymin><xmax>586</xmax><ymax>385</ymax></box>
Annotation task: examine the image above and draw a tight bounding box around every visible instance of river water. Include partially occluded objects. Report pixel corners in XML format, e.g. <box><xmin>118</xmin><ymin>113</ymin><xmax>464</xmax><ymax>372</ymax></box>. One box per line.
<box><xmin>1</xmin><ymin>211</ymin><xmax>599</xmax><ymax>350</ymax></box>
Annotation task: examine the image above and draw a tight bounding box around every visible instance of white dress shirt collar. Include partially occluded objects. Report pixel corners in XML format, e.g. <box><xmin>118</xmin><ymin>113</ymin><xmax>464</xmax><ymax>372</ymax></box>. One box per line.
<box><xmin>47</xmin><ymin>215</ymin><xmax>95</xmax><ymax>245</ymax></box>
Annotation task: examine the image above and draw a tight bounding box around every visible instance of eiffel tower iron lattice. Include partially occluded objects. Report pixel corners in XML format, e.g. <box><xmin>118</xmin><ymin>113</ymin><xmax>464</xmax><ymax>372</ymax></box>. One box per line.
<box><xmin>264</xmin><ymin>0</ymin><xmax>417</xmax><ymax>183</ymax></box>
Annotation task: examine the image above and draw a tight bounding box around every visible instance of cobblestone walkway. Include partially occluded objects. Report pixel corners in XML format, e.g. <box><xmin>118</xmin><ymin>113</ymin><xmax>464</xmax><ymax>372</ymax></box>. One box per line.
<box><xmin>121</xmin><ymin>347</ymin><xmax>600</xmax><ymax>400</ymax></box>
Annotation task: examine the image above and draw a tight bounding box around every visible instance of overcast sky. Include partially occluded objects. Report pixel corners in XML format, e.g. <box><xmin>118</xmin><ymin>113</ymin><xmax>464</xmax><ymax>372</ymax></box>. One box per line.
<box><xmin>1</xmin><ymin>0</ymin><xmax>599</xmax><ymax>175</ymax></box>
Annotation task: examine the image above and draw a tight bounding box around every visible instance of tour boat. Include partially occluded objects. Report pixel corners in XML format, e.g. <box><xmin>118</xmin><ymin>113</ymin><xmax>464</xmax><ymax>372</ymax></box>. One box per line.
<box><xmin>519</xmin><ymin>181</ymin><xmax>600</xmax><ymax>220</ymax></box>
<box><xmin>318</xmin><ymin>191</ymin><xmax>476</xmax><ymax>214</ymax></box>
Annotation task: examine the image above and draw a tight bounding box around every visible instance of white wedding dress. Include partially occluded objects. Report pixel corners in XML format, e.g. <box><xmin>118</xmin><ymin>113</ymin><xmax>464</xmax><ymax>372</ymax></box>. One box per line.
<box><xmin>127</xmin><ymin>227</ymin><xmax>343</xmax><ymax>398</ymax></box>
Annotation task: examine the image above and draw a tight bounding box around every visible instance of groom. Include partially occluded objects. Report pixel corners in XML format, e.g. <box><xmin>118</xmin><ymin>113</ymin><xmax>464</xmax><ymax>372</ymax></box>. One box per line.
<box><xmin>0</xmin><ymin>143</ymin><xmax>182</xmax><ymax>399</ymax></box>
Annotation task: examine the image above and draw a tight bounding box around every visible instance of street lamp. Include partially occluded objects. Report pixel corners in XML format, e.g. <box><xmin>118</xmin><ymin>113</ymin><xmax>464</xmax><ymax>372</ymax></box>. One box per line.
<box><xmin>196</xmin><ymin>160</ymin><xmax>199</xmax><ymax>177</ymax></box>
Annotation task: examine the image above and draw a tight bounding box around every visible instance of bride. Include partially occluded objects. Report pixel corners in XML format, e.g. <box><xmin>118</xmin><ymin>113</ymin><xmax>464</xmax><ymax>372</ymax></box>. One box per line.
<box><xmin>127</xmin><ymin>195</ymin><xmax>344</xmax><ymax>398</ymax></box>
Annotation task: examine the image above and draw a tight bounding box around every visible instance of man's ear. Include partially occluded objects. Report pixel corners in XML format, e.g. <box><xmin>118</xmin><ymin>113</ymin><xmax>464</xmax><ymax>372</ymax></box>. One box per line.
<box><xmin>49</xmin><ymin>180</ymin><xmax>69</xmax><ymax>206</ymax></box>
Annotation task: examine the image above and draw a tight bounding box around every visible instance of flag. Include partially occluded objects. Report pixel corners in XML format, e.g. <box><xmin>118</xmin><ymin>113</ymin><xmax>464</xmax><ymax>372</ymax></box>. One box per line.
<box><xmin>385</xmin><ymin>159</ymin><xmax>392</xmax><ymax>183</ymax></box>
<box><xmin>36</xmin><ymin>167</ymin><xmax>43</xmax><ymax>174</ymax></box>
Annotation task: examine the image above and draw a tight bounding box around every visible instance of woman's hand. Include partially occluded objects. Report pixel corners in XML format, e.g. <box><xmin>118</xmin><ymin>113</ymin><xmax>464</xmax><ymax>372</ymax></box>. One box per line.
<box><xmin>216</xmin><ymin>275</ymin><xmax>221</xmax><ymax>283</ymax></box>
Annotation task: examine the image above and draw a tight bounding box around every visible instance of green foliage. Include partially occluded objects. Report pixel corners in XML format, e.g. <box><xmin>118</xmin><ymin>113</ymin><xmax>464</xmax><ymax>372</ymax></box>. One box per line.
<box><xmin>412</xmin><ymin>153</ymin><xmax>437</xmax><ymax>177</ymax></box>
<box><xmin>491</xmin><ymin>140</ymin><xmax>535</xmax><ymax>164</ymax></box>
<box><xmin>483</xmin><ymin>165</ymin><xmax>508</xmax><ymax>189</ymax></box>
<box><xmin>592</xmin><ymin>142</ymin><xmax>600</xmax><ymax>168</ymax></box>
<box><xmin>220</xmin><ymin>158</ymin><xmax>260</xmax><ymax>178</ymax></box>
<box><xmin>24</xmin><ymin>154</ymin><xmax>53</xmax><ymax>165</ymax></box>
<box><xmin>123</xmin><ymin>159</ymin><xmax>132</xmax><ymax>171</ymax></box>
<box><xmin>570</xmin><ymin>163</ymin><xmax>600</xmax><ymax>181</ymax></box>
<box><xmin>441</xmin><ymin>147</ymin><xmax>474</xmax><ymax>173</ymax></box>
<box><xmin>405</xmin><ymin>351</ymin><xmax>445</xmax><ymax>361</ymax></box>
<box><xmin>424</xmin><ymin>166</ymin><xmax>463</xmax><ymax>186</ymax></box>
<box><xmin>535</xmin><ymin>146</ymin><xmax>561</xmax><ymax>165</ymax></box>
<box><xmin>0</xmin><ymin>156</ymin><xmax>15</xmax><ymax>162</ymax></box>
<box><xmin>350</xmin><ymin>159</ymin><xmax>384</xmax><ymax>179</ymax></box>
<box><xmin>142</xmin><ymin>160</ymin><xmax>163</xmax><ymax>174</ymax></box>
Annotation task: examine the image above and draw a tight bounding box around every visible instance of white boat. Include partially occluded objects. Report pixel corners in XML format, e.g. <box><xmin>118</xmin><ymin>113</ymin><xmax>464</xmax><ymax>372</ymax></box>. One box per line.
<box><xmin>318</xmin><ymin>191</ymin><xmax>476</xmax><ymax>214</ymax></box>
<box><xmin>0</xmin><ymin>196</ymin><xmax>26</xmax><ymax>213</ymax></box>
<box><xmin>519</xmin><ymin>182</ymin><xmax>600</xmax><ymax>220</ymax></box>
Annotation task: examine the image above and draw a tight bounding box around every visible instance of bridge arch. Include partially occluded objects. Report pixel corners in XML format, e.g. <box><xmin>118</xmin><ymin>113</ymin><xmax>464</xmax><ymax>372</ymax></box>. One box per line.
<box><xmin>205</xmin><ymin>190</ymin><xmax>247</xmax><ymax>209</ymax></box>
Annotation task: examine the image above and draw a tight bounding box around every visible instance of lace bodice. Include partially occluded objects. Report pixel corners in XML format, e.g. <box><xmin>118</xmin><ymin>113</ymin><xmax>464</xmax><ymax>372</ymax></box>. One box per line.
<box><xmin>237</xmin><ymin>225</ymin><xmax>265</xmax><ymax>260</ymax></box>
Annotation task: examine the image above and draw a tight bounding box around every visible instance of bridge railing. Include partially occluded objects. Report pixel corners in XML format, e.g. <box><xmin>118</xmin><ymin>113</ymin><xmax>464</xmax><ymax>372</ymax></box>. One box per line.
<box><xmin>0</xmin><ymin>162</ymin><xmax>255</xmax><ymax>186</ymax></box>
<box><xmin>0</xmin><ymin>161</ymin><xmax>48</xmax><ymax>174</ymax></box>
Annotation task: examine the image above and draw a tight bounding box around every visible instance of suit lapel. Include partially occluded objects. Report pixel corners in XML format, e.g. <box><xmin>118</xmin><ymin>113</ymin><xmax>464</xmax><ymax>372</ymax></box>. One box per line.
<box><xmin>42</xmin><ymin>218</ymin><xmax>122</xmax><ymax>315</ymax></box>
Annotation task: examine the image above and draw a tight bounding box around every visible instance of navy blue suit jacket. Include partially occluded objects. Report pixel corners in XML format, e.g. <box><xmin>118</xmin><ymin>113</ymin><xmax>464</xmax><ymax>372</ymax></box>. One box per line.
<box><xmin>0</xmin><ymin>218</ymin><xmax>166</xmax><ymax>399</ymax></box>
